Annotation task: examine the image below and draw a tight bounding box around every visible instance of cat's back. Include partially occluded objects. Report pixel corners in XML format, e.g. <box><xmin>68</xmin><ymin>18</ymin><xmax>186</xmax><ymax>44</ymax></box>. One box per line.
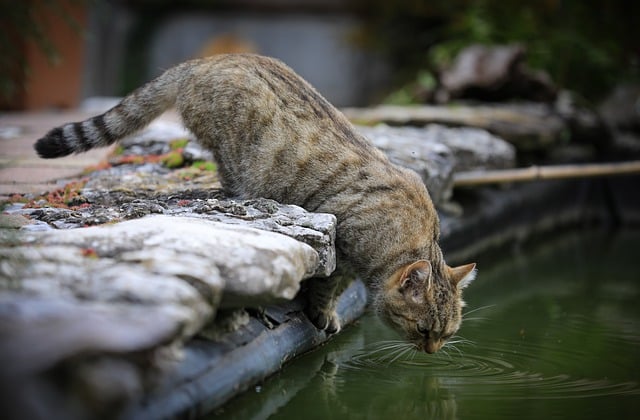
<box><xmin>178</xmin><ymin>54</ymin><xmax>363</xmax><ymax>139</ymax></box>
<box><xmin>176</xmin><ymin>54</ymin><xmax>389</xmax><ymax>205</ymax></box>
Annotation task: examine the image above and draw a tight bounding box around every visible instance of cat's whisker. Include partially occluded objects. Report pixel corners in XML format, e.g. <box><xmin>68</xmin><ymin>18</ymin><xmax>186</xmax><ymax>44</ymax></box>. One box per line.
<box><xmin>462</xmin><ymin>316</ymin><xmax>489</xmax><ymax>322</ymax></box>
<box><xmin>445</xmin><ymin>342</ymin><xmax>468</xmax><ymax>352</ymax></box>
<box><xmin>374</xmin><ymin>351</ymin><xmax>403</xmax><ymax>363</ymax></box>
<box><xmin>384</xmin><ymin>349</ymin><xmax>403</xmax><ymax>365</ymax></box>
<box><xmin>451</xmin><ymin>335</ymin><xmax>476</xmax><ymax>345</ymax></box>
<box><xmin>376</xmin><ymin>350</ymin><xmax>398</xmax><ymax>364</ymax></box>
<box><xmin>367</xmin><ymin>342</ymin><xmax>408</xmax><ymax>355</ymax></box>
<box><xmin>446</xmin><ymin>339</ymin><xmax>474</xmax><ymax>346</ymax></box>
<box><xmin>449</xmin><ymin>335</ymin><xmax>476</xmax><ymax>346</ymax></box>
<box><xmin>367</xmin><ymin>341</ymin><xmax>403</xmax><ymax>350</ymax></box>
<box><xmin>463</xmin><ymin>304</ymin><xmax>496</xmax><ymax>317</ymax></box>
<box><xmin>439</xmin><ymin>347</ymin><xmax>452</xmax><ymax>359</ymax></box>
<box><xmin>373</xmin><ymin>339</ymin><xmax>407</xmax><ymax>345</ymax></box>
<box><xmin>402</xmin><ymin>346</ymin><xmax>415</xmax><ymax>361</ymax></box>
<box><xmin>369</xmin><ymin>341</ymin><xmax>414</xmax><ymax>365</ymax></box>
<box><xmin>373</xmin><ymin>340</ymin><xmax>409</xmax><ymax>348</ymax></box>
<box><xmin>368</xmin><ymin>344</ymin><xmax>401</xmax><ymax>360</ymax></box>
<box><xmin>444</xmin><ymin>342</ymin><xmax>464</xmax><ymax>357</ymax></box>
<box><xmin>352</xmin><ymin>340</ymin><xmax>410</xmax><ymax>363</ymax></box>
<box><xmin>369</xmin><ymin>339</ymin><xmax>407</xmax><ymax>348</ymax></box>
<box><xmin>386</xmin><ymin>345</ymin><xmax>413</xmax><ymax>365</ymax></box>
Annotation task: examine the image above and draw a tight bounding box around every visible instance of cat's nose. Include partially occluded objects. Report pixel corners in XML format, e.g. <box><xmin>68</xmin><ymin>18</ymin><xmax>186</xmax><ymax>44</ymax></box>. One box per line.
<box><xmin>424</xmin><ymin>340</ymin><xmax>441</xmax><ymax>354</ymax></box>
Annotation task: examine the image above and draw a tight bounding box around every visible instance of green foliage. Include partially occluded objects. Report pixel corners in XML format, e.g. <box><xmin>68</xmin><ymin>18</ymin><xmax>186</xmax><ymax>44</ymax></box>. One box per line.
<box><xmin>384</xmin><ymin>70</ymin><xmax>436</xmax><ymax>105</ymax></box>
<box><xmin>358</xmin><ymin>0</ymin><xmax>640</xmax><ymax>102</ymax></box>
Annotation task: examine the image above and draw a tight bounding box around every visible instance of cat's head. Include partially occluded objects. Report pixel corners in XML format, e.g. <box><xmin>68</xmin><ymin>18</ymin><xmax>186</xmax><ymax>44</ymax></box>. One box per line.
<box><xmin>376</xmin><ymin>260</ymin><xmax>476</xmax><ymax>353</ymax></box>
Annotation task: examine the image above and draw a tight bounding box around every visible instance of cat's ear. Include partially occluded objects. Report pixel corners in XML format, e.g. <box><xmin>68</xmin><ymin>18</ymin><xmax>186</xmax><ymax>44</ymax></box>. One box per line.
<box><xmin>398</xmin><ymin>260</ymin><xmax>432</xmax><ymax>303</ymax></box>
<box><xmin>448</xmin><ymin>263</ymin><xmax>477</xmax><ymax>289</ymax></box>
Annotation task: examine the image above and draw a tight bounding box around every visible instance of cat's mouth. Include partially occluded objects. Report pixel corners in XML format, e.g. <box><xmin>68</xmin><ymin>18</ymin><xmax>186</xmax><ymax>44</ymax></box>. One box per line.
<box><xmin>377</xmin><ymin>307</ymin><xmax>445</xmax><ymax>353</ymax></box>
<box><xmin>410</xmin><ymin>338</ymin><xmax>443</xmax><ymax>354</ymax></box>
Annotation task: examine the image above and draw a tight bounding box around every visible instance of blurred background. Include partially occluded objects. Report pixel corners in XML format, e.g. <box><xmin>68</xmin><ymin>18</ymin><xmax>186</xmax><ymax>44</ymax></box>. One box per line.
<box><xmin>1</xmin><ymin>0</ymin><xmax>638</xmax><ymax>110</ymax></box>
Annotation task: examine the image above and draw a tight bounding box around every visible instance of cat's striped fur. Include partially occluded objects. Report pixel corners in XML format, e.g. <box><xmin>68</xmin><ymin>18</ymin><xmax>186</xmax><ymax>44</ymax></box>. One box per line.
<box><xmin>35</xmin><ymin>54</ymin><xmax>476</xmax><ymax>353</ymax></box>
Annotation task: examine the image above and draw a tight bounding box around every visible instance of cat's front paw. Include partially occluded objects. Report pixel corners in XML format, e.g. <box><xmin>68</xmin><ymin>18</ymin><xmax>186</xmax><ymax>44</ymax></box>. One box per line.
<box><xmin>306</xmin><ymin>306</ymin><xmax>341</xmax><ymax>334</ymax></box>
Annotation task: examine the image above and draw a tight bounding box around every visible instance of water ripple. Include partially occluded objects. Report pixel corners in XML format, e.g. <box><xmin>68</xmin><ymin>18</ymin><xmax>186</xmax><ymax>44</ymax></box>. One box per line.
<box><xmin>345</xmin><ymin>337</ymin><xmax>640</xmax><ymax>400</ymax></box>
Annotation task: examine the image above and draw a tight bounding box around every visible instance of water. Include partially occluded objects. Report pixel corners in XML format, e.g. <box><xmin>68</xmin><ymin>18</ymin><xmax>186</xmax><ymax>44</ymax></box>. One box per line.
<box><xmin>214</xmin><ymin>230</ymin><xmax>640</xmax><ymax>419</ymax></box>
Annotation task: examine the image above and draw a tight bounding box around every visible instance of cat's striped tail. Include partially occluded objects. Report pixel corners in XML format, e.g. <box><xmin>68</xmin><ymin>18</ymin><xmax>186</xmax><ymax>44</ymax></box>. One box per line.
<box><xmin>34</xmin><ymin>62</ymin><xmax>187</xmax><ymax>158</ymax></box>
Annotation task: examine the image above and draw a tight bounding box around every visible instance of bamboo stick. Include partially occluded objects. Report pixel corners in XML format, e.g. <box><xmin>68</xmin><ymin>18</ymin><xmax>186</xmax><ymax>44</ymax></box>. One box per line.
<box><xmin>453</xmin><ymin>160</ymin><xmax>640</xmax><ymax>187</ymax></box>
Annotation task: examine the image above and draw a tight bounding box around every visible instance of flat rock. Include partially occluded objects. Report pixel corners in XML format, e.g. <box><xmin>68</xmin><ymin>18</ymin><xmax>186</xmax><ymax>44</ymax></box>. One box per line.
<box><xmin>358</xmin><ymin>124</ymin><xmax>515</xmax><ymax>204</ymax></box>
<box><xmin>0</xmin><ymin>295</ymin><xmax>195</xmax><ymax>377</ymax></box>
<box><xmin>3</xmin><ymin>215</ymin><xmax>320</xmax><ymax>307</ymax></box>
<box><xmin>598</xmin><ymin>83</ymin><xmax>640</xmax><ymax>152</ymax></box>
<box><xmin>358</xmin><ymin>125</ymin><xmax>454</xmax><ymax>204</ymax></box>
<box><xmin>8</xmin><ymin>157</ymin><xmax>336</xmax><ymax>278</ymax></box>
<box><xmin>598</xmin><ymin>83</ymin><xmax>640</xmax><ymax>130</ymax></box>
<box><xmin>0</xmin><ymin>215</ymin><xmax>321</xmax><ymax>394</ymax></box>
<box><xmin>345</xmin><ymin>103</ymin><xmax>567</xmax><ymax>150</ymax></box>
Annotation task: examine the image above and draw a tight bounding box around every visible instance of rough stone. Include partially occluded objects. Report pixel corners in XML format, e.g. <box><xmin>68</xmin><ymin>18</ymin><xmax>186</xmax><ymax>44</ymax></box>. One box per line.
<box><xmin>116</xmin><ymin>119</ymin><xmax>195</xmax><ymax>157</ymax></box>
<box><xmin>2</xmin><ymin>215</ymin><xmax>320</xmax><ymax>307</ymax></box>
<box><xmin>0</xmin><ymin>295</ymin><xmax>195</xmax><ymax>376</ymax></box>
<box><xmin>598</xmin><ymin>83</ymin><xmax>640</xmax><ymax>131</ymax></box>
<box><xmin>0</xmin><ymin>212</ymin><xmax>323</xmax><ymax>409</ymax></box>
<box><xmin>0</xmin><ymin>213</ymin><xmax>30</xmax><ymax>229</ymax></box>
<box><xmin>555</xmin><ymin>90</ymin><xmax>611</xmax><ymax>147</ymax></box>
<box><xmin>358</xmin><ymin>124</ymin><xmax>516</xmax><ymax>204</ymax></box>
<box><xmin>185</xmin><ymin>198</ymin><xmax>336</xmax><ymax>278</ymax></box>
<box><xmin>598</xmin><ymin>83</ymin><xmax>640</xmax><ymax>152</ymax></box>
<box><xmin>182</xmin><ymin>140</ymin><xmax>215</xmax><ymax>162</ymax></box>
<box><xmin>345</xmin><ymin>103</ymin><xmax>568</xmax><ymax>150</ymax></box>
<box><xmin>0</xmin><ymin>210</ymin><xmax>340</xmax><ymax>420</ymax></box>
<box><xmin>437</xmin><ymin>44</ymin><xmax>557</xmax><ymax>103</ymax></box>
<box><xmin>11</xmin><ymin>180</ymin><xmax>336</xmax><ymax>278</ymax></box>
<box><xmin>357</xmin><ymin>125</ymin><xmax>454</xmax><ymax>204</ymax></box>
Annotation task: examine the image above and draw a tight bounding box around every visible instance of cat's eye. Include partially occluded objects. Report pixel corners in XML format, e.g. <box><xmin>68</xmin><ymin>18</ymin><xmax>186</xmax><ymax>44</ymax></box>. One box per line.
<box><xmin>416</xmin><ymin>324</ymin><xmax>429</xmax><ymax>337</ymax></box>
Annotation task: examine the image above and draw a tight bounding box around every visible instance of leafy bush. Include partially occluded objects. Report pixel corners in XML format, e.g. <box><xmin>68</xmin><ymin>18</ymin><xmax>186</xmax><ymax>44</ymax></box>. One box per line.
<box><xmin>357</xmin><ymin>0</ymin><xmax>639</xmax><ymax>102</ymax></box>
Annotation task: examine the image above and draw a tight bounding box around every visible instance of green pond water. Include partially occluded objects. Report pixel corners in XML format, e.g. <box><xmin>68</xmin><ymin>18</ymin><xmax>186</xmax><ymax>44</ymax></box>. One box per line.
<box><xmin>215</xmin><ymin>230</ymin><xmax>640</xmax><ymax>419</ymax></box>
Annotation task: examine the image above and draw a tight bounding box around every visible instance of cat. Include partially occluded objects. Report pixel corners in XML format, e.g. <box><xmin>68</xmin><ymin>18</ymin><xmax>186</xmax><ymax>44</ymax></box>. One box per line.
<box><xmin>34</xmin><ymin>54</ymin><xmax>476</xmax><ymax>354</ymax></box>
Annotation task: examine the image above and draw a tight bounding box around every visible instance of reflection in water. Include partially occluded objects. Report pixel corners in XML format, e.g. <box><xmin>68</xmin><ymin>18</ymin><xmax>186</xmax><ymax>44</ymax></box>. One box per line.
<box><xmin>214</xmin><ymin>231</ymin><xmax>640</xmax><ymax>419</ymax></box>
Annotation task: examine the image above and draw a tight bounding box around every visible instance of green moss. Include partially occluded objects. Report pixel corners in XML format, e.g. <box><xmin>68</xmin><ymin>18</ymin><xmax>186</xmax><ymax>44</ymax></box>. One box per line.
<box><xmin>112</xmin><ymin>145</ymin><xmax>125</xmax><ymax>156</ymax></box>
<box><xmin>169</xmin><ymin>138</ymin><xmax>190</xmax><ymax>150</ymax></box>
<box><xmin>191</xmin><ymin>161</ymin><xmax>217</xmax><ymax>172</ymax></box>
<box><xmin>162</xmin><ymin>150</ymin><xmax>185</xmax><ymax>168</ymax></box>
<box><xmin>175</xmin><ymin>161</ymin><xmax>218</xmax><ymax>181</ymax></box>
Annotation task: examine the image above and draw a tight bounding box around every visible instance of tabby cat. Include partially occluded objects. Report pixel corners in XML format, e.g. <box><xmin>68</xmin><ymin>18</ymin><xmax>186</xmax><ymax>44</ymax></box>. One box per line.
<box><xmin>35</xmin><ymin>54</ymin><xmax>476</xmax><ymax>353</ymax></box>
